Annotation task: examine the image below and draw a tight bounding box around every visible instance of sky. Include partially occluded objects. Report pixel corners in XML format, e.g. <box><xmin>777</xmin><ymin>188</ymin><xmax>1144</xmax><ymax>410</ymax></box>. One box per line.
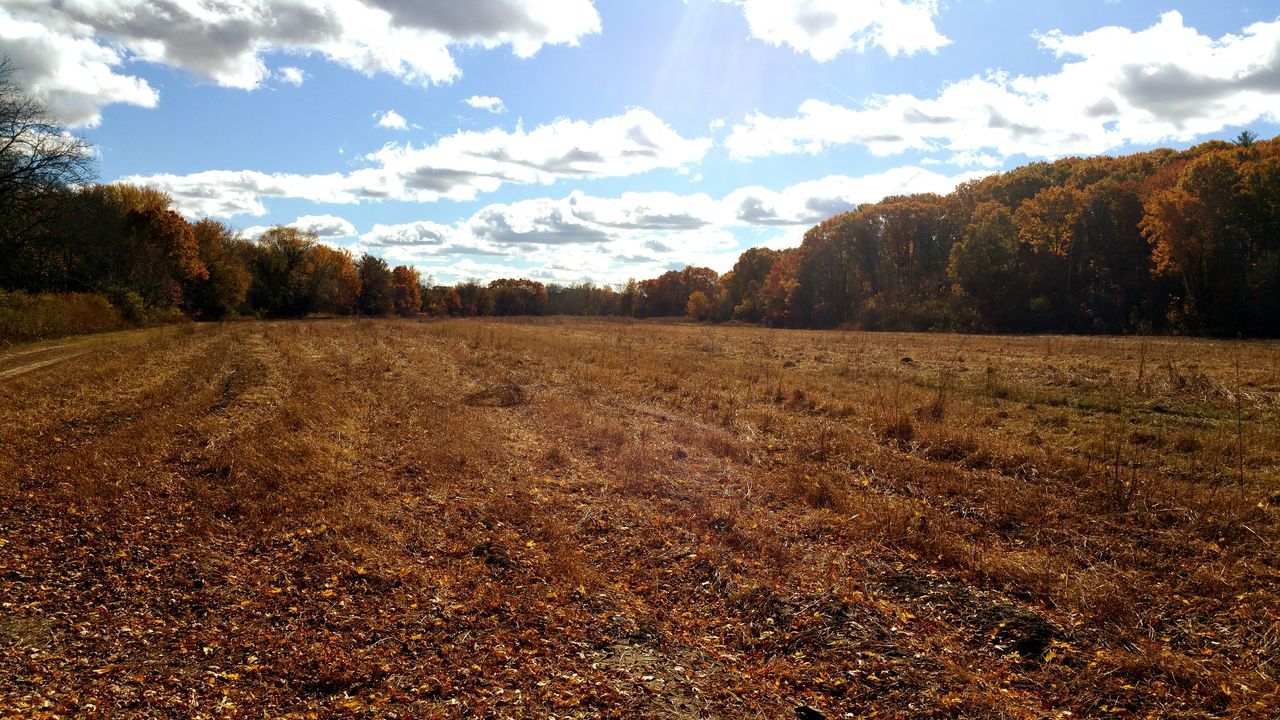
<box><xmin>2</xmin><ymin>0</ymin><xmax>1278</xmax><ymax>285</ymax></box>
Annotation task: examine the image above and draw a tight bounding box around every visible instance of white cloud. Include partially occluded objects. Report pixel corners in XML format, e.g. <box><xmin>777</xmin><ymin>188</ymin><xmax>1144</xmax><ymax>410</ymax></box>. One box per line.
<box><xmin>114</xmin><ymin>168</ymin><xmax>394</xmax><ymax>218</ymax></box>
<box><xmin>240</xmin><ymin>214</ymin><xmax>356</xmax><ymax>241</ymax></box>
<box><xmin>292</xmin><ymin>214</ymin><xmax>357</xmax><ymax>238</ymax></box>
<box><xmin>0</xmin><ymin>10</ymin><xmax>159</xmax><ymax>127</ymax></box>
<box><xmin>350</xmin><ymin>165</ymin><xmax>985</xmax><ymax>284</ymax></box>
<box><xmin>724</xmin><ymin>166</ymin><xmax>986</xmax><ymax>226</ymax></box>
<box><xmin>727</xmin><ymin>12</ymin><xmax>1280</xmax><ymax>163</ymax></box>
<box><xmin>362</xmin><ymin>220</ymin><xmax>453</xmax><ymax>247</ymax></box>
<box><xmin>464</xmin><ymin>95</ymin><xmax>507</xmax><ymax>113</ymax></box>
<box><xmin>377</xmin><ymin>109</ymin><xmax>409</xmax><ymax>130</ymax></box>
<box><xmin>0</xmin><ymin>0</ymin><xmax>600</xmax><ymax>124</ymax></box>
<box><xmin>716</xmin><ymin>0</ymin><xmax>949</xmax><ymax>60</ymax></box>
<box><xmin>125</xmin><ymin>108</ymin><xmax>712</xmax><ymax>217</ymax></box>
<box><xmin>277</xmin><ymin>66</ymin><xmax>305</xmax><ymax>86</ymax></box>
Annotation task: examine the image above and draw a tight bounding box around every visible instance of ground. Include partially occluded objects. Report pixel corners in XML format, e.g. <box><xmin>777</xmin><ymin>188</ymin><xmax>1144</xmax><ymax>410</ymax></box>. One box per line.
<box><xmin>0</xmin><ymin>318</ymin><xmax>1277</xmax><ymax>719</ymax></box>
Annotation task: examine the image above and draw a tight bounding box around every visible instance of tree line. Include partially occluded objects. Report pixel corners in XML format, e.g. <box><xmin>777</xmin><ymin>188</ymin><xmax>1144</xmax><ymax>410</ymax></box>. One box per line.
<box><xmin>3</xmin><ymin>58</ymin><xmax>1278</xmax><ymax>336</ymax></box>
<box><xmin>432</xmin><ymin>133</ymin><xmax>1280</xmax><ymax>337</ymax></box>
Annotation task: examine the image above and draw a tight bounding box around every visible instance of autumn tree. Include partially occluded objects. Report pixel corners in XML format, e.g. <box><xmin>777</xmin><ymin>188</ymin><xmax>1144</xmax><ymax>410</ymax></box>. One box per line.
<box><xmin>453</xmin><ymin>279</ymin><xmax>493</xmax><ymax>317</ymax></box>
<box><xmin>489</xmin><ymin>278</ymin><xmax>548</xmax><ymax>316</ymax></box>
<box><xmin>759</xmin><ymin>248</ymin><xmax>801</xmax><ymax>327</ymax></box>
<box><xmin>443</xmin><ymin>287</ymin><xmax>463</xmax><ymax>316</ymax></box>
<box><xmin>1074</xmin><ymin>178</ymin><xmax>1160</xmax><ymax>331</ymax></box>
<box><xmin>789</xmin><ymin>213</ymin><xmax>867</xmax><ymax>327</ymax></box>
<box><xmin>302</xmin><ymin>245</ymin><xmax>361</xmax><ymax>315</ymax></box>
<box><xmin>391</xmin><ymin>265</ymin><xmax>422</xmax><ymax>316</ymax></box>
<box><xmin>184</xmin><ymin>219</ymin><xmax>250</xmax><ymax>318</ymax></box>
<box><xmin>686</xmin><ymin>290</ymin><xmax>712</xmax><ymax>321</ymax></box>
<box><xmin>617</xmin><ymin>279</ymin><xmax>643</xmax><ymax>317</ymax></box>
<box><xmin>1239</xmin><ymin>151</ymin><xmax>1280</xmax><ymax>333</ymax></box>
<box><xmin>1141</xmin><ymin>150</ymin><xmax>1245</xmax><ymax>332</ymax></box>
<box><xmin>55</xmin><ymin>184</ymin><xmax>206</xmax><ymax>310</ymax></box>
<box><xmin>1015</xmin><ymin>186</ymin><xmax>1087</xmax><ymax>317</ymax></box>
<box><xmin>723</xmin><ymin>247</ymin><xmax>781</xmax><ymax>322</ymax></box>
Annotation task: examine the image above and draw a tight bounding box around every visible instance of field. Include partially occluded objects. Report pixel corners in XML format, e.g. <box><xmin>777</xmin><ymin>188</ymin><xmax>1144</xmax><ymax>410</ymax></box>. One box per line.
<box><xmin>1</xmin><ymin>318</ymin><xmax>1277</xmax><ymax>719</ymax></box>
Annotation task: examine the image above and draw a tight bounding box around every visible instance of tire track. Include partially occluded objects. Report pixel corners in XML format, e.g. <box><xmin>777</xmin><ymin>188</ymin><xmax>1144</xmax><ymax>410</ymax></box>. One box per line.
<box><xmin>0</xmin><ymin>351</ymin><xmax>86</xmax><ymax>381</ymax></box>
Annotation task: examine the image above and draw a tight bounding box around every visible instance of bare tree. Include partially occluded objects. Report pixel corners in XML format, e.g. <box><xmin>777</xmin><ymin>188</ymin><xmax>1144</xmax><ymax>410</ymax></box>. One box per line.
<box><xmin>0</xmin><ymin>57</ymin><xmax>96</xmax><ymax>286</ymax></box>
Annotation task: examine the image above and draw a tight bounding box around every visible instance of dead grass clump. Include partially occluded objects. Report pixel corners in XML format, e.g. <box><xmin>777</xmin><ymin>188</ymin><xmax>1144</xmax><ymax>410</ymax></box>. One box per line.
<box><xmin>276</xmin><ymin>641</ymin><xmax>388</xmax><ymax>698</ymax></box>
<box><xmin>584</xmin><ymin>417</ymin><xmax>628</xmax><ymax>456</ymax></box>
<box><xmin>1162</xmin><ymin>360</ymin><xmax>1219</xmax><ymax>396</ymax></box>
<box><xmin>615</xmin><ymin>444</ymin><xmax>667</xmax><ymax>496</ymax></box>
<box><xmin>971</xmin><ymin>549</ymin><xmax>1066</xmax><ymax>602</ymax></box>
<box><xmin>915</xmin><ymin>395</ymin><xmax>946</xmax><ymax>422</ymax></box>
<box><xmin>796</xmin><ymin>423</ymin><xmax>843</xmax><ymax>461</ymax></box>
<box><xmin>873</xmin><ymin>410</ymin><xmax>915</xmax><ymax>444</ymax></box>
<box><xmin>540</xmin><ymin>443</ymin><xmax>570</xmax><ymax>468</ymax></box>
<box><xmin>922</xmin><ymin>435</ymin><xmax>978</xmax><ymax>462</ymax></box>
<box><xmin>1129</xmin><ymin>429</ymin><xmax>1161</xmax><ymax>447</ymax></box>
<box><xmin>983</xmin><ymin>365</ymin><xmax>1012</xmax><ymax>399</ymax></box>
<box><xmin>784</xmin><ymin>387</ymin><xmax>817</xmax><ymax>411</ymax></box>
<box><xmin>672</xmin><ymin>422</ymin><xmax>744</xmax><ymax>461</ymax></box>
<box><xmin>783</xmin><ymin>469</ymin><xmax>848</xmax><ymax>512</ymax></box>
<box><xmin>463</xmin><ymin>380</ymin><xmax>527</xmax><ymax>407</ymax></box>
<box><xmin>1172</xmin><ymin>430</ymin><xmax>1202</xmax><ymax>453</ymax></box>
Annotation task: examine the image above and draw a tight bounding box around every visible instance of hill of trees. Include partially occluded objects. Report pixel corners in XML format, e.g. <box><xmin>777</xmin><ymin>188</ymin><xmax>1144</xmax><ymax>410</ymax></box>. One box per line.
<box><xmin>3</xmin><ymin>58</ymin><xmax>1278</xmax><ymax>338</ymax></box>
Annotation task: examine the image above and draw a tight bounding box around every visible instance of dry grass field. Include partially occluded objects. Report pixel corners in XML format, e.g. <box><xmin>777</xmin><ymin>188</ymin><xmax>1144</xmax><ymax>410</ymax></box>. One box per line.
<box><xmin>1</xmin><ymin>318</ymin><xmax>1277</xmax><ymax>719</ymax></box>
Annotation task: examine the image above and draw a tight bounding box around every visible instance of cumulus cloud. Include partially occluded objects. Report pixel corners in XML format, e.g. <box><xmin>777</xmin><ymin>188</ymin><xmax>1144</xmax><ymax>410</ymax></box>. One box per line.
<box><xmin>716</xmin><ymin>0</ymin><xmax>949</xmax><ymax>60</ymax></box>
<box><xmin>568</xmin><ymin>191</ymin><xmax>719</xmax><ymax>231</ymax></box>
<box><xmin>352</xmin><ymin>165</ymin><xmax>983</xmax><ymax>284</ymax></box>
<box><xmin>465</xmin><ymin>95</ymin><xmax>507</xmax><ymax>113</ymax></box>
<box><xmin>125</xmin><ymin>109</ymin><xmax>712</xmax><ymax>217</ymax></box>
<box><xmin>292</xmin><ymin>214</ymin><xmax>357</xmax><ymax>237</ymax></box>
<box><xmin>362</xmin><ymin>220</ymin><xmax>453</xmax><ymax>247</ymax></box>
<box><xmin>727</xmin><ymin>12</ymin><xmax>1280</xmax><ymax>162</ymax></box>
<box><xmin>240</xmin><ymin>214</ymin><xmax>356</xmax><ymax>241</ymax></box>
<box><xmin>725</xmin><ymin>166</ymin><xmax>986</xmax><ymax>225</ymax></box>
<box><xmin>0</xmin><ymin>0</ymin><xmax>600</xmax><ymax>124</ymax></box>
<box><xmin>0</xmin><ymin>10</ymin><xmax>159</xmax><ymax>127</ymax></box>
<box><xmin>277</xmin><ymin>66</ymin><xmax>306</xmax><ymax>86</ymax></box>
<box><xmin>377</xmin><ymin>110</ymin><xmax>409</xmax><ymax>130</ymax></box>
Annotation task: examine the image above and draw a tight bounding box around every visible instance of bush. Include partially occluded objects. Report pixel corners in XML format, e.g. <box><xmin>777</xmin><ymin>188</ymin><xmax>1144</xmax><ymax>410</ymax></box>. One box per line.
<box><xmin>0</xmin><ymin>290</ymin><xmax>123</xmax><ymax>344</ymax></box>
<box><xmin>107</xmin><ymin>287</ymin><xmax>147</xmax><ymax>324</ymax></box>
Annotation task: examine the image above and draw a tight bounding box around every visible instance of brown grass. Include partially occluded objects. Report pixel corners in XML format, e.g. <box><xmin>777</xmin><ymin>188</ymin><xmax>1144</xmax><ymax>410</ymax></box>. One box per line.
<box><xmin>0</xmin><ymin>318</ymin><xmax>1276</xmax><ymax>718</ymax></box>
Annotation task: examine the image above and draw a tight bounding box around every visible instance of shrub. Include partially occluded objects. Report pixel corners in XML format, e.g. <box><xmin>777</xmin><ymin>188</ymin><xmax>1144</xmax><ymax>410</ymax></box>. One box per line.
<box><xmin>0</xmin><ymin>290</ymin><xmax>123</xmax><ymax>343</ymax></box>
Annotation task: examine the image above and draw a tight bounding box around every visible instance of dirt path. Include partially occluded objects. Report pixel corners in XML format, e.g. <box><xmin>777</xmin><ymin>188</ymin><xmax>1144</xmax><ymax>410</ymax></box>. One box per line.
<box><xmin>0</xmin><ymin>342</ymin><xmax>78</xmax><ymax>360</ymax></box>
<box><xmin>0</xmin><ymin>350</ymin><xmax>86</xmax><ymax>381</ymax></box>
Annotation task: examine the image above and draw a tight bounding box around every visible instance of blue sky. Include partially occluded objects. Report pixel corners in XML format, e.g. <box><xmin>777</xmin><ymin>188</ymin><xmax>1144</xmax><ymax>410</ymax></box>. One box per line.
<box><xmin>2</xmin><ymin>1</ymin><xmax>1278</xmax><ymax>284</ymax></box>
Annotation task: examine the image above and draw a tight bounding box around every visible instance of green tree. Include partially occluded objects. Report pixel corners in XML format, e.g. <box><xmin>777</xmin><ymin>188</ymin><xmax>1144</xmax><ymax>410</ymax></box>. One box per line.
<box><xmin>948</xmin><ymin>202</ymin><xmax>1023</xmax><ymax>328</ymax></box>
<box><xmin>247</xmin><ymin>227</ymin><xmax>316</xmax><ymax>316</ymax></box>
<box><xmin>357</xmin><ymin>254</ymin><xmax>394</xmax><ymax>316</ymax></box>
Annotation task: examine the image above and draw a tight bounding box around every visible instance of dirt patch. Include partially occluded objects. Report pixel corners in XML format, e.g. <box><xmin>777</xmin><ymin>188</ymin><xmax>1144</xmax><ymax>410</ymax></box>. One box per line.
<box><xmin>976</xmin><ymin>603</ymin><xmax>1060</xmax><ymax>658</ymax></box>
<box><xmin>463</xmin><ymin>381</ymin><xmax>527</xmax><ymax>407</ymax></box>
